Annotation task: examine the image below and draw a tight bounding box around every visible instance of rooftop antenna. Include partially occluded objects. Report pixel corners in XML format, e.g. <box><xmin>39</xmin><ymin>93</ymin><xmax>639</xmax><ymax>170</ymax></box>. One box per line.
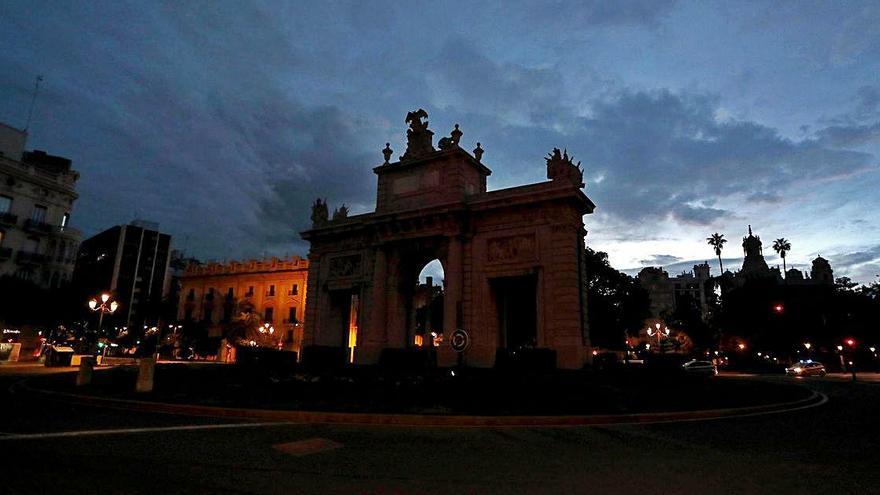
<box><xmin>24</xmin><ymin>75</ymin><xmax>44</xmax><ymax>132</ymax></box>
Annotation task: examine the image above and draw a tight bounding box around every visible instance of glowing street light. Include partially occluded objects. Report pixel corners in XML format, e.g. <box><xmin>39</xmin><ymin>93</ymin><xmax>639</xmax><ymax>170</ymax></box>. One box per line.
<box><xmin>647</xmin><ymin>323</ymin><xmax>671</xmax><ymax>352</ymax></box>
<box><xmin>804</xmin><ymin>342</ymin><xmax>811</xmax><ymax>350</ymax></box>
<box><xmin>88</xmin><ymin>293</ymin><xmax>118</xmax><ymax>333</ymax></box>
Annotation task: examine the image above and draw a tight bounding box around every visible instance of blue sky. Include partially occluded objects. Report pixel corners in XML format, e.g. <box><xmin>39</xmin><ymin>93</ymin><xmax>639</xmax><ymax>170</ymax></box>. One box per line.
<box><xmin>2</xmin><ymin>1</ymin><xmax>879</xmax><ymax>283</ymax></box>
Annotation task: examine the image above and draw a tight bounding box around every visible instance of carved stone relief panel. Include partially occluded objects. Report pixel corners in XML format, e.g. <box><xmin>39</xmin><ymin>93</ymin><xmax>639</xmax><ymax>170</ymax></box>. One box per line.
<box><xmin>328</xmin><ymin>254</ymin><xmax>362</xmax><ymax>278</ymax></box>
<box><xmin>487</xmin><ymin>234</ymin><xmax>536</xmax><ymax>264</ymax></box>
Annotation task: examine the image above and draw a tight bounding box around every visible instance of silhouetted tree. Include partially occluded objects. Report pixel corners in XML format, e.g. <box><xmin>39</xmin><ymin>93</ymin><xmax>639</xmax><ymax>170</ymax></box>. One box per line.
<box><xmin>707</xmin><ymin>233</ymin><xmax>727</xmax><ymax>274</ymax></box>
<box><xmin>583</xmin><ymin>248</ymin><xmax>650</xmax><ymax>349</ymax></box>
<box><xmin>772</xmin><ymin>238</ymin><xmax>791</xmax><ymax>274</ymax></box>
<box><xmin>835</xmin><ymin>277</ymin><xmax>858</xmax><ymax>291</ymax></box>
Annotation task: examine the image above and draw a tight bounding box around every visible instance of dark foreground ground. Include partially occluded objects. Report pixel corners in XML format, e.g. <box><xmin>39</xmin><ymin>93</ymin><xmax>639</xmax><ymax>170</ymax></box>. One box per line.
<box><xmin>28</xmin><ymin>362</ymin><xmax>810</xmax><ymax>415</ymax></box>
<box><xmin>2</xmin><ymin>364</ymin><xmax>878</xmax><ymax>494</ymax></box>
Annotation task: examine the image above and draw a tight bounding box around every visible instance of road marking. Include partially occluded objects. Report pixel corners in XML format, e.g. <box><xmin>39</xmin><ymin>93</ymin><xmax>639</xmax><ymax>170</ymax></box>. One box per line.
<box><xmin>273</xmin><ymin>437</ymin><xmax>343</xmax><ymax>456</ymax></box>
<box><xmin>0</xmin><ymin>421</ymin><xmax>297</xmax><ymax>441</ymax></box>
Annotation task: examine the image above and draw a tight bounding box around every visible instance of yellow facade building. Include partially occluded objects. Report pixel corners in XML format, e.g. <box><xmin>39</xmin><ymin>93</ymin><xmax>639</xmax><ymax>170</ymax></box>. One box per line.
<box><xmin>177</xmin><ymin>256</ymin><xmax>309</xmax><ymax>353</ymax></box>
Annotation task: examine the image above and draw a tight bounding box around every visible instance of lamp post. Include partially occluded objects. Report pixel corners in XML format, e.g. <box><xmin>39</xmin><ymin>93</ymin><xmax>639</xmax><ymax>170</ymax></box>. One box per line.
<box><xmin>258</xmin><ymin>322</ymin><xmax>276</xmax><ymax>348</ymax></box>
<box><xmin>88</xmin><ymin>293</ymin><xmax>118</xmax><ymax>334</ymax></box>
<box><xmin>647</xmin><ymin>323</ymin><xmax>671</xmax><ymax>353</ymax></box>
<box><xmin>89</xmin><ymin>293</ymin><xmax>118</xmax><ymax>363</ymax></box>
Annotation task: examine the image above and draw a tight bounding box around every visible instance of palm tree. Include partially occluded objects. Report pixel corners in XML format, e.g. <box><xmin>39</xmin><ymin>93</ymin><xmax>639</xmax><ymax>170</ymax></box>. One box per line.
<box><xmin>707</xmin><ymin>233</ymin><xmax>727</xmax><ymax>274</ymax></box>
<box><xmin>772</xmin><ymin>238</ymin><xmax>791</xmax><ymax>276</ymax></box>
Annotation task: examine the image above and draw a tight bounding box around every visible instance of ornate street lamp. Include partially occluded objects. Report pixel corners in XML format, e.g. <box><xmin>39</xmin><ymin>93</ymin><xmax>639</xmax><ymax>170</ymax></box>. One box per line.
<box><xmin>88</xmin><ymin>293</ymin><xmax>118</xmax><ymax>334</ymax></box>
<box><xmin>647</xmin><ymin>322</ymin><xmax>671</xmax><ymax>353</ymax></box>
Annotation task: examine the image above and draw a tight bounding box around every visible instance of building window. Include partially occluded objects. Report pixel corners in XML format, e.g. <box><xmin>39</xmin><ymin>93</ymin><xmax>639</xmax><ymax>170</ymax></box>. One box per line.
<box><xmin>0</xmin><ymin>195</ymin><xmax>11</xmax><ymax>213</ymax></box>
<box><xmin>25</xmin><ymin>236</ymin><xmax>40</xmax><ymax>253</ymax></box>
<box><xmin>186</xmin><ymin>288</ymin><xmax>195</xmax><ymax>302</ymax></box>
<box><xmin>267</xmin><ymin>284</ymin><xmax>275</xmax><ymax>296</ymax></box>
<box><xmin>290</xmin><ymin>284</ymin><xmax>298</xmax><ymax>295</ymax></box>
<box><xmin>0</xmin><ymin>230</ymin><xmax>4</xmax><ymax>246</ymax></box>
<box><xmin>204</xmin><ymin>307</ymin><xmax>213</xmax><ymax>323</ymax></box>
<box><xmin>287</xmin><ymin>306</ymin><xmax>297</xmax><ymax>324</ymax></box>
<box><xmin>226</xmin><ymin>287</ymin><xmax>234</xmax><ymax>300</ymax></box>
<box><xmin>264</xmin><ymin>307</ymin><xmax>274</xmax><ymax>323</ymax></box>
<box><xmin>246</xmin><ymin>286</ymin><xmax>254</xmax><ymax>297</ymax></box>
<box><xmin>206</xmin><ymin>288</ymin><xmax>215</xmax><ymax>301</ymax></box>
<box><xmin>31</xmin><ymin>205</ymin><xmax>47</xmax><ymax>223</ymax></box>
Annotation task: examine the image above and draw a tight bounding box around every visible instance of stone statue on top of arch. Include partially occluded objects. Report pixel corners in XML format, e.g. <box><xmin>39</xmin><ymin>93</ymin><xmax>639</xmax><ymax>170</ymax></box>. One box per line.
<box><xmin>311</xmin><ymin>198</ymin><xmax>329</xmax><ymax>227</ymax></box>
<box><xmin>401</xmin><ymin>108</ymin><xmax>435</xmax><ymax>161</ymax></box>
<box><xmin>545</xmin><ymin>147</ymin><xmax>584</xmax><ymax>188</ymax></box>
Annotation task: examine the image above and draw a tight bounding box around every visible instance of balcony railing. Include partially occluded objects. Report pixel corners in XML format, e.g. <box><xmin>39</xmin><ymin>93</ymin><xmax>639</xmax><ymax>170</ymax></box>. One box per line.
<box><xmin>16</xmin><ymin>251</ymin><xmax>49</xmax><ymax>264</ymax></box>
<box><xmin>21</xmin><ymin>219</ymin><xmax>81</xmax><ymax>238</ymax></box>
<box><xmin>0</xmin><ymin>212</ymin><xmax>16</xmax><ymax>226</ymax></box>
<box><xmin>23</xmin><ymin>219</ymin><xmax>54</xmax><ymax>234</ymax></box>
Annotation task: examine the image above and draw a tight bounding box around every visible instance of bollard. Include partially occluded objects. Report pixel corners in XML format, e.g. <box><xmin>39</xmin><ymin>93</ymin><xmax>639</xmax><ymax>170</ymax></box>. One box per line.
<box><xmin>76</xmin><ymin>357</ymin><xmax>94</xmax><ymax>386</ymax></box>
<box><xmin>135</xmin><ymin>355</ymin><xmax>156</xmax><ymax>393</ymax></box>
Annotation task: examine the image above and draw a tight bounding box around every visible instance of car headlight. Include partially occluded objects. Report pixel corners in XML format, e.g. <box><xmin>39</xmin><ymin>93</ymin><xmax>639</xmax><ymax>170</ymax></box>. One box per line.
<box><xmin>792</xmin><ymin>367</ymin><xmax>802</xmax><ymax>373</ymax></box>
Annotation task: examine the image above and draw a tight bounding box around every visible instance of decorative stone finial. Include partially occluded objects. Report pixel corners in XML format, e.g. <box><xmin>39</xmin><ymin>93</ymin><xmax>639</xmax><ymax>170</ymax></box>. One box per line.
<box><xmin>401</xmin><ymin>109</ymin><xmax>435</xmax><ymax>160</ymax></box>
<box><xmin>473</xmin><ymin>142</ymin><xmax>484</xmax><ymax>162</ymax></box>
<box><xmin>382</xmin><ymin>143</ymin><xmax>393</xmax><ymax>164</ymax></box>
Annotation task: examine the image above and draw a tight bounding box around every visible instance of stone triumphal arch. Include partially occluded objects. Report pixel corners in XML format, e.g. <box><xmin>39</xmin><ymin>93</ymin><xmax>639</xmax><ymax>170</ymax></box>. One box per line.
<box><xmin>301</xmin><ymin>110</ymin><xmax>596</xmax><ymax>369</ymax></box>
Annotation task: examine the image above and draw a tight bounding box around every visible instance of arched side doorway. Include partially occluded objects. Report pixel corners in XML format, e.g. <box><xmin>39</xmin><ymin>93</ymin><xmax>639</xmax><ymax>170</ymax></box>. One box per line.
<box><xmin>411</xmin><ymin>259</ymin><xmax>444</xmax><ymax>348</ymax></box>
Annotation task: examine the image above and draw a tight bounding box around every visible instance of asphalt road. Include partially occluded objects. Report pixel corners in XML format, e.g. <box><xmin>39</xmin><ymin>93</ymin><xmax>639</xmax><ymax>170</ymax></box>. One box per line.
<box><xmin>2</xmin><ymin>364</ymin><xmax>878</xmax><ymax>495</ymax></box>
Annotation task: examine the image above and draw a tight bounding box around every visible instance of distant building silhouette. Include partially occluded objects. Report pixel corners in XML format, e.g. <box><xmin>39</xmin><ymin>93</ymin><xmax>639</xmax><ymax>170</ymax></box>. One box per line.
<box><xmin>638</xmin><ymin>263</ymin><xmax>712</xmax><ymax>319</ymax></box>
<box><xmin>729</xmin><ymin>225</ymin><xmax>833</xmax><ymax>287</ymax></box>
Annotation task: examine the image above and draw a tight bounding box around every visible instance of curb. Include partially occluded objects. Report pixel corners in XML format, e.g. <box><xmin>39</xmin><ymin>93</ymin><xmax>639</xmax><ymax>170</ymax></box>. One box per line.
<box><xmin>14</xmin><ymin>380</ymin><xmax>827</xmax><ymax>427</ymax></box>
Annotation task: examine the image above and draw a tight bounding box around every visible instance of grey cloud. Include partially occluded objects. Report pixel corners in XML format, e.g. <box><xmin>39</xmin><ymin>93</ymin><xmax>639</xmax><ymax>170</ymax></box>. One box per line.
<box><xmin>638</xmin><ymin>254</ymin><xmax>682</xmax><ymax>266</ymax></box>
<box><xmin>428</xmin><ymin>45</ymin><xmax>877</xmax><ymax>228</ymax></box>
<box><xmin>828</xmin><ymin>245</ymin><xmax>880</xmax><ymax>271</ymax></box>
<box><xmin>507</xmin><ymin>0</ymin><xmax>677</xmax><ymax>28</ymax></box>
<box><xmin>816</xmin><ymin>122</ymin><xmax>880</xmax><ymax>148</ymax></box>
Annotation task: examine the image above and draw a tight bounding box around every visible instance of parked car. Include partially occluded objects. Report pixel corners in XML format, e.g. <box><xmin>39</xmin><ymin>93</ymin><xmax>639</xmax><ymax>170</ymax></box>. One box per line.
<box><xmin>682</xmin><ymin>360</ymin><xmax>718</xmax><ymax>376</ymax></box>
<box><xmin>785</xmin><ymin>361</ymin><xmax>826</xmax><ymax>377</ymax></box>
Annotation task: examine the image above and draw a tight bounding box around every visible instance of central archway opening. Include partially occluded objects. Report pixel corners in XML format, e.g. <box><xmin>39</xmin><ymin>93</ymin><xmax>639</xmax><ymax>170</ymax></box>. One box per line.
<box><xmin>411</xmin><ymin>259</ymin><xmax>444</xmax><ymax>348</ymax></box>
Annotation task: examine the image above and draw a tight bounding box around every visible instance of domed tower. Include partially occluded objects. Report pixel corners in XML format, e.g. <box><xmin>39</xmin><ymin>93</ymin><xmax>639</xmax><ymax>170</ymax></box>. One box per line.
<box><xmin>740</xmin><ymin>225</ymin><xmax>770</xmax><ymax>277</ymax></box>
<box><xmin>810</xmin><ymin>256</ymin><xmax>834</xmax><ymax>285</ymax></box>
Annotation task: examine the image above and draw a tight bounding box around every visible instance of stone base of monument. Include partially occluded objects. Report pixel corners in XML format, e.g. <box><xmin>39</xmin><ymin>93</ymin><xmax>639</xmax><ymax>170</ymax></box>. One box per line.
<box><xmin>135</xmin><ymin>356</ymin><xmax>156</xmax><ymax>393</ymax></box>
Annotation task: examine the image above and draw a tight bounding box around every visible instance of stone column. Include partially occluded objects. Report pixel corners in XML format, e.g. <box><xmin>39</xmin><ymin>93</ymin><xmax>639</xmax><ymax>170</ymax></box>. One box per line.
<box><xmin>360</xmin><ymin>247</ymin><xmax>388</xmax><ymax>364</ymax></box>
<box><xmin>439</xmin><ymin>236</ymin><xmax>462</xmax><ymax>367</ymax></box>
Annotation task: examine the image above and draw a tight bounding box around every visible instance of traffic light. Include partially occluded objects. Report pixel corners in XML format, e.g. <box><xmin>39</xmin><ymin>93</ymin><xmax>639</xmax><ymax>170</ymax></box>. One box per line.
<box><xmin>773</xmin><ymin>304</ymin><xmax>784</xmax><ymax>314</ymax></box>
<box><xmin>845</xmin><ymin>338</ymin><xmax>856</xmax><ymax>347</ymax></box>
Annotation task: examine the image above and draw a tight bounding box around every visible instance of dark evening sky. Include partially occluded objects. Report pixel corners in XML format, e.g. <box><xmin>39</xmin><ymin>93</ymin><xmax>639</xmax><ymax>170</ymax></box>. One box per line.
<box><xmin>2</xmin><ymin>1</ymin><xmax>879</xmax><ymax>282</ymax></box>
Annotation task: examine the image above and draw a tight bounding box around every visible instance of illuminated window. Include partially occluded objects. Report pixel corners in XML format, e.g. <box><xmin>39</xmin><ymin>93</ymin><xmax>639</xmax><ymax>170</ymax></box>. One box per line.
<box><xmin>0</xmin><ymin>195</ymin><xmax>11</xmax><ymax>213</ymax></box>
<box><xmin>61</xmin><ymin>212</ymin><xmax>70</xmax><ymax>228</ymax></box>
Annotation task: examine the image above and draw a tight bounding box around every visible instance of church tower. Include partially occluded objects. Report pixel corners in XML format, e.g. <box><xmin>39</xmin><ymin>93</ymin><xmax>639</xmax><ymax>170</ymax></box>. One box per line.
<box><xmin>740</xmin><ymin>225</ymin><xmax>770</xmax><ymax>277</ymax></box>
